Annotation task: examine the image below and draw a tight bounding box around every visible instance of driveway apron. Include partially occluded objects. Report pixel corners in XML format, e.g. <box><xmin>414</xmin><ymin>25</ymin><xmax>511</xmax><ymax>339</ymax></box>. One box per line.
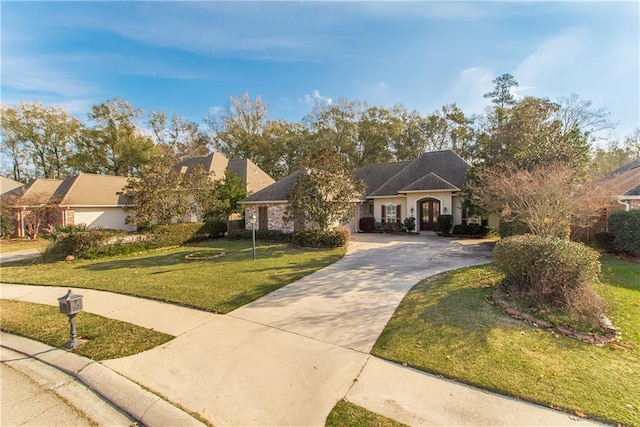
<box><xmin>101</xmin><ymin>234</ymin><xmax>493</xmax><ymax>426</ymax></box>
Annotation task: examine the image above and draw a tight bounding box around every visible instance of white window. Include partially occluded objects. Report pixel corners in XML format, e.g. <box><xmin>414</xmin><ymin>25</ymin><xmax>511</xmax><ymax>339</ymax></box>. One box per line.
<box><xmin>386</xmin><ymin>204</ymin><xmax>396</xmax><ymax>223</ymax></box>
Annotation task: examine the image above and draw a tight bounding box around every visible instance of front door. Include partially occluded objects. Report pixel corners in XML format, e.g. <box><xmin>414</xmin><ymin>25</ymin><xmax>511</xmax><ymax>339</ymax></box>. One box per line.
<box><xmin>419</xmin><ymin>198</ymin><xmax>440</xmax><ymax>231</ymax></box>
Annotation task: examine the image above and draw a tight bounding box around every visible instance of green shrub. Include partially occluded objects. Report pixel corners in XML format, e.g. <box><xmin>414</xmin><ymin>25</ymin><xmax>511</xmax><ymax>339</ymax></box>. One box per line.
<box><xmin>437</xmin><ymin>214</ymin><xmax>453</xmax><ymax>233</ymax></box>
<box><xmin>493</xmin><ymin>235</ymin><xmax>603</xmax><ymax>317</ymax></box>
<box><xmin>292</xmin><ymin>227</ymin><xmax>350</xmax><ymax>248</ymax></box>
<box><xmin>499</xmin><ymin>220</ymin><xmax>531</xmax><ymax>238</ymax></box>
<box><xmin>403</xmin><ymin>216</ymin><xmax>416</xmax><ymax>232</ymax></box>
<box><xmin>147</xmin><ymin>223</ymin><xmax>208</xmax><ymax>247</ymax></box>
<box><xmin>594</xmin><ymin>232</ymin><xmax>616</xmax><ymax>253</ymax></box>
<box><xmin>359</xmin><ymin>217</ymin><xmax>375</xmax><ymax>232</ymax></box>
<box><xmin>43</xmin><ymin>226</ymin><xmax>125</xmax><ymax>260</ymax></box>
<box><xmin>202</xmin><ymin>219</ymin><xmax>227</xmax><ymax>237</ymax></box>
<box><xmin>608</xmin><ymin>210</ymin><xmax>640</xmax><ymax>256</ymax></box>
<box><xmin>451</xmin><ymin>224</ymin><xmax>490</xmax><ymax>237</ymax></box>
<box><xmin>375</xmin><ymin>222</ymin><xmax>403</xmax><ymax>232</ymax></box>
<box><xmin>228</xmin><ymin>228</ymin><xmax>292</xmax><ymax>243</ymax></box>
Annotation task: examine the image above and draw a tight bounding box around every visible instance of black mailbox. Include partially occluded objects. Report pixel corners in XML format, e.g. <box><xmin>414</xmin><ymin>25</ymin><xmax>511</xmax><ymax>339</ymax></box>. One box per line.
<box><xmin>58</xmin><ymin>289</ymin><xmax>83</xmax><ymax>315</ymax></box>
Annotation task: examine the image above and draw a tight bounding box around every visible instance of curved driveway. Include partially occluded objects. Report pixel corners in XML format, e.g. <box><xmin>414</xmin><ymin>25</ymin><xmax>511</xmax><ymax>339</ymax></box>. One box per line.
<box><xmin>102</xmin><ymin>233</ymin><xmax>494</xmax><ymax>426</ymax></box>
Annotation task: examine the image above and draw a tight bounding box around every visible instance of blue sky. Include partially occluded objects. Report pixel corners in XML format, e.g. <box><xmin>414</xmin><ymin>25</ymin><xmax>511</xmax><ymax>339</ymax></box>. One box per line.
<box><xmin>2</xmin><ymin>1</ymin><xmax>639</xmax><ymax>140</ymax></box>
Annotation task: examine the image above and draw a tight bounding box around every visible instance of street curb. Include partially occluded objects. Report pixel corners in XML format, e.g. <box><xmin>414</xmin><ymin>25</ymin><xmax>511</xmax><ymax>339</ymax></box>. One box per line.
<box><xmin>0</xmin><ymin>332</ymin><xmax>205</xmax><ymax>427</ymax></box>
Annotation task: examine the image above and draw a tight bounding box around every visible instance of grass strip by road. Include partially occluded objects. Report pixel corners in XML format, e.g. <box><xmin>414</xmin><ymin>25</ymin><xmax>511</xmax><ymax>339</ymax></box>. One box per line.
<box><xmin>372</xmin><ymin>255</ymin><xmax>640</xmax><ymax>426</ymax></box>
<box><xmin>325</xmin><ymin>400</ymin><xmax>408</xmax><ymax>427</ymax></box>
<box><xmin>0</xmin><ymin>300</ymin><xmax>173</xmax><ymax>360</ymax></box>
<box><xmin>0</xmin><ymin>239</ymin><xmax>345</xmax><ymax>313</ymax></box>
<box><xmin>0</xmin><ymin>238</ymin><xmax>49</xmax><ymax>254</ymax></box>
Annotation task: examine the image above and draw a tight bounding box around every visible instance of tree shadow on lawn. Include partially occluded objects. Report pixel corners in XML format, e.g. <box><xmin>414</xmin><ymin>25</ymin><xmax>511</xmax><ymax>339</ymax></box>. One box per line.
<box><xmin>76</xmin><ymin>245</ymin><xmax>302</xmax><ymax>272</ymax></box>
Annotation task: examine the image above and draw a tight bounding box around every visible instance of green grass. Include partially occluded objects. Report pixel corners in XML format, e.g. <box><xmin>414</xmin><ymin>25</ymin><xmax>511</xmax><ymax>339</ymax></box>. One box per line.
<box><xmin>0</xmin><ymin>238</ymin><xmax>49</xmax><ymax>254</ymax></box>
<box><xmin>372</xmin><ymin>256</ymin><xmax>640</xmax><ymax>426</ymax></box>
<box><xmin>0</xmin><ymin>239</ymin><xmax>345</xmax><ymax>313</ymax></box>
<box><xmin>326</xmin><ymin>400</ymin><xmax>408</xmax><ymax>427</ymax></box>
<box><xmin>0</xmin><ymin>300</ymin><xmax>173</xmax><ymax>360</ymax></box>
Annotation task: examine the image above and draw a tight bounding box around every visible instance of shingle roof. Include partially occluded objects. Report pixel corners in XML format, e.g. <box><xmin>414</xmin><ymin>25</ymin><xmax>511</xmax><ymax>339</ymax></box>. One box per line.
<box><xmin>174</xmin><ymin>153</ymin><xmax>275</xmax><ymax>193</ymax></box>
<box><xmin>3</xmin><ymin>178</ymin><xmax>63</xmax><ymax>204</ymax></box>
<box><xmin>608</xmin><ymin>160</ymin><xmax>640</xmax><ymax>197</ymax></box>
<box><xmin>0</xmin><ymin>177</ymin><xmax>24</xmax><ymax>195</ymax></box>
<box><xmin>400</xmin><ymin>172</ymin><xmax>459</xmax><ymax>192</ymax></box>
<box><xmin>367</xmin><ymin>150</ymin><xmax>469</xmax><ymax>197</ymax></box>
<box><xmin>55</xmin><ymin>173</ymin><xmax>132</xmax><ymax>207</ymax></box>
<box><xmin>354</xmin><ymin>161</ymin><xmax>411</xmax><ymax>195</ymax></box>
<box><xmin>243</xmin><ymin>169</ymin><xmax>307</xmax><ymax>203</ymax></box>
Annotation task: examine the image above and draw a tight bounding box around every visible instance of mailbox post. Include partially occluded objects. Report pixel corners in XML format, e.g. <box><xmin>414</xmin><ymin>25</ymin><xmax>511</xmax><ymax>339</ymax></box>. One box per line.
<box><xmin>58</xmin><ymin>289</ymin><xmax>84</xmax><ymax>349</ymax></box>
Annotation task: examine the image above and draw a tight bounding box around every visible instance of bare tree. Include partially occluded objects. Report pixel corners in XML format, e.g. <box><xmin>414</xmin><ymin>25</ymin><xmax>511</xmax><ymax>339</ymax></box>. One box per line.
<box><xmin>469</xmin><ymin>163</ymin><xmax>621</xmax><ymax>238</ymax></box>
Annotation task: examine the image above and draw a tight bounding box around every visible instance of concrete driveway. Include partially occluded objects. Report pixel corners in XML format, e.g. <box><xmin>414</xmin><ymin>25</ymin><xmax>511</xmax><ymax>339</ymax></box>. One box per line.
<box><xmin>102</xmin><ymin>233</ymin><xmax>495</xmax><ymax>426</ymax></box>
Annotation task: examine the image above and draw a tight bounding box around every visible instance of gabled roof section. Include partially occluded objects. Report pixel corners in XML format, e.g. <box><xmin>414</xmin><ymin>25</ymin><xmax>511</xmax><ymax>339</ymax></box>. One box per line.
<box><xmin>242</xmin><ymin>169</ymin><xmax>307</xmax><ymax>203</ymax></box>
<box><xmin>401</xmin><ymin>172</ymin><xmax>459</xmax><ymax>192</ymax></box>
<box><xmin>607</xmin><ymin>160</ymin><xmax>640</xmax><ymax>197</ymax></box>
<box><xmin>174</xmin><ymin>152</ymin><xmax>229</xmax><ymax>178</ymax></box>
<box><xmin>4</xmin><ymin>178</ymin><xmax>63</xmax><ymax>204</ymax></box>
<box><xmin>228</xmin><ymin>158</ymin><xmax>276</xmax><ymax>194</ymax></box>
<box><xmin>368</xmin><ymin>150</ymin><xmax>469</xmax><ymax>197</ymax></box>
<box><xmin>355</xmin><ymin>161</ymin><xmax>411</xmax><ymax>196</ymax></box>
<box><xmin>0</xmin><ymin>176</ymin><xmax>24</xmax><ymax>195</ymax></box>
<box><xmin>55</xmin><ymin>173</ymin><xmax>132</xmax><ymax>207</ymax></box>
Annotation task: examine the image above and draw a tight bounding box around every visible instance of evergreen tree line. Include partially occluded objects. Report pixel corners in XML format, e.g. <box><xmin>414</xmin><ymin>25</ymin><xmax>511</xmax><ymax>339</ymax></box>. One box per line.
<box><xmin>2</xmin><ymin>74</ymin><xmax>639</xmax><ymax>183</ymax></box>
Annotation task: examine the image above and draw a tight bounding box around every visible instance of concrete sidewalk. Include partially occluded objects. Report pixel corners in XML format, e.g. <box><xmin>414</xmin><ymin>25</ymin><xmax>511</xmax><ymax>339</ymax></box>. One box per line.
<box><xmin>0</xmin><ymin>235</ymin><xmax>602</xmax><ymax>426</ymax></box>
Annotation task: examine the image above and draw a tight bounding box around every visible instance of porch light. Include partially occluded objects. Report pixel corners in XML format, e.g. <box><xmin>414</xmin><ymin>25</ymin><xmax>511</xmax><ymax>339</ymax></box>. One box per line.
<box><xmin>443</xmin><ymin>207</ymin><xmax>448</xmax><ymax>214</ymax></box>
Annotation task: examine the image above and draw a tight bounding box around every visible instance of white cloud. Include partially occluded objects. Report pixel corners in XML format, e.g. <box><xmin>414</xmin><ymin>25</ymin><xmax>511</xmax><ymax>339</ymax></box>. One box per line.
<box><xmin>303</xmin><ymin>90</ymin><xmax>333</xmax><ymax>107</ymax></box>
<box><xmin>441</xmin><ymin>67</ymin><xmax>495</xmax><ymax>114</ymax></box>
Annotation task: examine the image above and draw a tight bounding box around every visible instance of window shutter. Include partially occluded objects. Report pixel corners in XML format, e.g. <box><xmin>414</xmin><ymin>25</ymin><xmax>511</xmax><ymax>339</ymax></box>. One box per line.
<box><xmin>396</xmin><ymin>205</ymin><xmax>401</xmax><ymax>223</ymax></box>
<box><xmin>381</xmin><ymin>205</ymin><xmax>386</xmax><ymax>223</ymax></box>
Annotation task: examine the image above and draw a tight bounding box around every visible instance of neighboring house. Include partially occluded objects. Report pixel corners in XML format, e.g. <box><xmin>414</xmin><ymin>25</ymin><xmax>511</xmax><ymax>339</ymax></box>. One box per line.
<box><xmin>174</xmin><ymin>152</ymin><xmax>275</xmax><ymax>194</ymax></box>
<box><xmin>242</xmin><ymin>150</ymin><xmax>472</xmax><ymax>233</ymax></box>
<box><xmin>610</xmin><ymin>160</ymin><xmax>640</xmax><ymax>210</ymax></box>
<box><xmin>4</xmin><ymin>174</ymin><xmax>134</xmax><ymax>237</ymax></box>
<box><xmin>0</xmin><ymin>176</ymin><xmax>24</xmax><ymax>195</ymax></box>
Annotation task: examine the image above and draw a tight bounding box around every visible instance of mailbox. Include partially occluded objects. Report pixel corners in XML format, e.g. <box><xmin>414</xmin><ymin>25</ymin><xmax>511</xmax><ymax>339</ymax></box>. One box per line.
<box><xmin>58</xmin><ymin>289</ymin><xmax>83</xmax><ymax>316</ymax></box>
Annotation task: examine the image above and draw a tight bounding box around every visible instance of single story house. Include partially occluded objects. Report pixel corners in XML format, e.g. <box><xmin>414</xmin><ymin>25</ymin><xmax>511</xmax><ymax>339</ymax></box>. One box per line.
<box><xmin>4</xmin><ymin>174</ymin><xmax>135</xmax><ymax>237</ymax></box>
<box><xmin>242</xmin><ymin>150</ymin><xmax>475</xmax><ymax>233</ymax></box>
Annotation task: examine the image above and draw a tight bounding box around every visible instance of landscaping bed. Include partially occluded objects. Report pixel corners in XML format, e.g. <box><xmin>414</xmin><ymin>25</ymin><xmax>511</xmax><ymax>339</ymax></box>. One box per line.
<box><xmin>372</xmin><ymin>256</ymin><xmax>640</xmax><ymax>426</ymax></box>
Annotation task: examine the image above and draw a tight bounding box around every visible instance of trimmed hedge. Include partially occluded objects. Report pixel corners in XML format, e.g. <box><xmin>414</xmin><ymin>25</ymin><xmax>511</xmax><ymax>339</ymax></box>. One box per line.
<box><xmin>147</xmin><ymin>223</ymin><xmax>209</xmax><ymax>247</ymax></box>
<box><xmin>437</xmin><ymin>215</ymin><xmax>453</xmax><ymax>233</ymax></box>
<box><xmin>292</xmin><ymin>226</ymin><xmax>351</xmax><ymax>248</ymax></box>
<box><xmin>451</xmin><ymin>224</ymin><xmax>490</xmax><ymax>237</ymax></box>
<box><xmin>43</xmin><ymin>226</ymin><xmax>126</xmax><ymax>261</ymax></box>
<box><xmin>493</xmin><ymin>234</ymin><xmax>602</xmax><ymax>313</ymax></box>
<box><xmin>608</xmin><ymin>210</ymin><xmax>640</xmax><ymax>256</ymax></box>
<box><xmin>594</xmin><ymin>232</ymin><xmax>616</xmax><ymax>253</ymax></box>
<box><xmin>403</xmin><ymin>216</ymin><xmax>416</xmax><ymax>232</ymax></box>
<box><xmin>228</xmin><ymin>229</ymin><xmax>293</xmax><ymax>242</ymax></box>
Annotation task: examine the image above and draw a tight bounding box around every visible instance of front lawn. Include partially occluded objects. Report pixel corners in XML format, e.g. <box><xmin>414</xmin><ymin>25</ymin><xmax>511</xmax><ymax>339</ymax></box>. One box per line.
<box><xmin>325</xmin><ymin>400</ymin><xmax>407</xmax><ymax>427</ymax></box>
<box><xmin>0</xmin><ymin>300</ymin><xmax>173</xmax><ymax>360</ymax></box>
<box><xmin>0</xmin><ymin>238</ymin><xmax>49</xmax><ymax>254</ymax></box>
<box><xmin>0</xmin><ymin>239</ymin><xmax>345</xmax><ymax>313</ymax></box>
<box><xmin>372</xmin><ymin>255</ymin><xmax>640</xmax><ymax>426</ymax></box>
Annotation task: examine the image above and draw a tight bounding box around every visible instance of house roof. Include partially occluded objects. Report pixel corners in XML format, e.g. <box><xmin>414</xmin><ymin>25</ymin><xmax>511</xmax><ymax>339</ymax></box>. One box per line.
<box><xmin>243</xmin><ymin>169</ymin><xmax>307</xmax><ymax>203</ymax></box>
<box><xmin>367</xmin><ymin>150</ymin><xmax>469</xmax><ymax>197</ymax></box>
<box><xmin>400</xmin><ymin>172</ymin><xmax>459</xmax><ymax>192</ymax></box>
<box><xmin>4</xmin><ymin>174</ymin><xmax>132</xmax><ymax>207</ymax></box>
<box><xmin>3</xmin><ymin>178</ymin><xmax>63</xmax><ymax>204</ymax></box>
<box><xmin>0</xmin><ymin>176</ymin><xmax>24</xmax><ymax>195</ymax></box>
<box><xmin>54</xmin><ymin>173</ymin><xmax>132</xmax><ymax>207</ymax></box>
<box><xmin>608</xmin><ymin>160</ymin><xmax>640</xmax><ymax>197</ymax></box>
<box><xmin>354</xmin><ymin>161</ymin><xmax>411</xmax><ymax>195</ymax></box>
<box><xmin>174</xmin><ymin>152</ymin><xmax>275</xmax><ymax>194</ymax></box>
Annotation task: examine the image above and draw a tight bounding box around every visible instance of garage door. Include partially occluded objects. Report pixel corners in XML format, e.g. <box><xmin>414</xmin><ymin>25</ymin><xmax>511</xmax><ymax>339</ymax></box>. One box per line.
<box><xmin>73</xmin><ymin>208</ymin><xmax>135</xmax><ymax>231</ymax></box>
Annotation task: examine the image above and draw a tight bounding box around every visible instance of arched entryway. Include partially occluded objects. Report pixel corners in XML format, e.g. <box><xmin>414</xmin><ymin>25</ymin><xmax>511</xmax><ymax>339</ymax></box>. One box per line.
<box><xmin>418</xmin><ymin>198</ymin><xmax>441</xmax><ymax>231</ymax></box>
